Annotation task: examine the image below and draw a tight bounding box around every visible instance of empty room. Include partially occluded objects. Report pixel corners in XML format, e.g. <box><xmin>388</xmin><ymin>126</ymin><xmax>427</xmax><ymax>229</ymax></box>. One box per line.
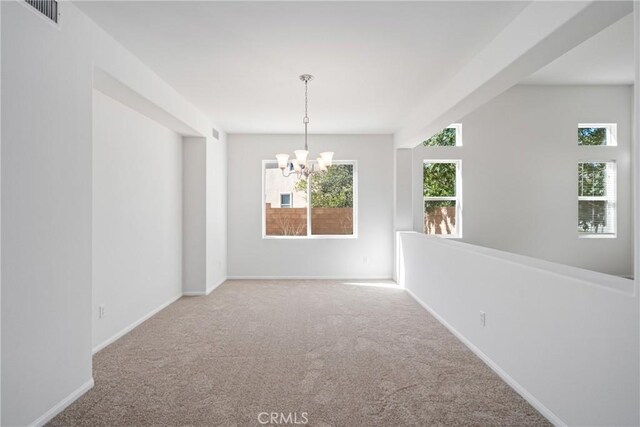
<box><xmin>1</xmin><ymin>1</ymin><xmax>639</xmax><ymax>426</ymax></box>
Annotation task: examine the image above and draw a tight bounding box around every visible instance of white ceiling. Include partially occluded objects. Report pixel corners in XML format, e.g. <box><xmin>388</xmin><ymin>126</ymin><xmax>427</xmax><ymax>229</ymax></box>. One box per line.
<box><xmin>76</xmin><ymin>1</ymin><xmax>530</xmax><ymax>134</ymax></box>
<box><xmin>523</xmin><ymin>13</ymin><xmax>634</xmax><ymax>85</ymax></box>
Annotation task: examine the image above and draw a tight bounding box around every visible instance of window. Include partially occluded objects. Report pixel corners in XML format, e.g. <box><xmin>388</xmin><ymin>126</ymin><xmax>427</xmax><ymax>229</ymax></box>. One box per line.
<box><xmin>578</xmin><ymin>124</ymin><xmax>617</xmax><ymax>146</ymax></box>
<box><xmin>578</xmin><ymin>161</ymin><xmax>616</xmax><ymax>237</ymax></box>
<box><xmin>263</xmin><ymin>161</ymin><xmax>357</xmax><ymax>237</ymax></box>
<box><xmin>280</xmin><ymin>193</ymin><xmax>292</xmax><ymax>208</ymax></box>
<box><xmin>423</xmin><ymin>124</ymin><xmax>462</xmax><ymax>147</ymax></box>
<box><xmin>264</xmin><ymin>164</ymin><xmax>307</xmax><ymax>236</ymax></box>
<box><xmin>423</xmin><ymin>160</ymin><xmax>461</xmax><ymax>237</ymax></box>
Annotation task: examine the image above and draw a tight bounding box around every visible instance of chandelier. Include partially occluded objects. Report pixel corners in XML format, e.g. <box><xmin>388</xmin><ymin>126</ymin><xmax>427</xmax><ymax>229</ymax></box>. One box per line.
<box><xmin>275</xmin><ymin>74</ymin><xmax>333</xmax><ymax>178</ymax></box>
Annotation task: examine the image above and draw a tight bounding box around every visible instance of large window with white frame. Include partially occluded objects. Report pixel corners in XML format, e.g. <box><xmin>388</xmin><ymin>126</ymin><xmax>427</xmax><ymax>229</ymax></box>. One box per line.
<box><xmin>578</xmin><ymin>161</ymin><xmax>616</xmax><ymax>237</ymax></box>
<box><xmin>263</xmin><ymin>160</ymin><xmax>357</xmax><ymax>238</ymax></box>
<box><xmin>423</xmin><ymin>160</ymin><xmax>462</xmax><ymax>237</ymax></box>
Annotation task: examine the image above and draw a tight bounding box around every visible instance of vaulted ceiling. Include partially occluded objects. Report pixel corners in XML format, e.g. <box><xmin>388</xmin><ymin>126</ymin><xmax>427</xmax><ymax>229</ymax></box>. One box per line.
<box><xmin>524</xmin><ymin>13</ymin><xmax>634</xmax><ymax>85</ymax></box>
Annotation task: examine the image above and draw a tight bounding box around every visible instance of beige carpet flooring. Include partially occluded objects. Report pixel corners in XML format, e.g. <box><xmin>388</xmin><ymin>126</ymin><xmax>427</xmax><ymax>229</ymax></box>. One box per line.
<box><xmin>50</xmin><ymin>280</ymin><xmax>551</xmax><ymax>426</ymax></box>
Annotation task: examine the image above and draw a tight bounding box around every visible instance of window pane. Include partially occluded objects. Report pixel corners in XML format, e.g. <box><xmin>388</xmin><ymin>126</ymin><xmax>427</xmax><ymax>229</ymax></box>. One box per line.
<box><xmin>424</xmin><ymin>200</ymin><xmax>457</xmax><ymax>235</ymax></box>
<box><xmin>309</xmin><ymin>164</ymin><xmax>354</xmax><ymax>235</ymax></box>
<box><xmin>424</xmin><ymin>162</ymin><xmax>456</xmax><ymax>197</ymax></box>
<box><xmin>578</xmin><ymin>162</ymin><xmax>607</xmax><ymax>197</ymax></box>
<box><xmin>423</xmin><ymin>127</ymin><xmax>456</xmax><ymax>147</ymax></box>
<box><xmin>578</xmin><ymin>127</ymin><xmax>607</xmax><ymax>146</ymax></box>
<box><xmin>280</xmin><ymin>193</ymin><xmax>291</xmax><ymax>207</ymax></box>
<box><xmin>264</xmin><ymin>165</ymin><xmax>307</xmax><ymax>236</ymax></box>
<box><xmin>578</xmin><ymin>200</ymin><xmax>614</xmax><ymax>234</ymax></box>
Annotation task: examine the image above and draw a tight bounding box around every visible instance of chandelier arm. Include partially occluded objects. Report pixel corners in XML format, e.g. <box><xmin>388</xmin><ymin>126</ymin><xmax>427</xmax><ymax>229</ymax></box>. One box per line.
<box><xmin>281</xmin><ymin>167</ymin><xmax>292</xmax><ymax>178</ymax></box>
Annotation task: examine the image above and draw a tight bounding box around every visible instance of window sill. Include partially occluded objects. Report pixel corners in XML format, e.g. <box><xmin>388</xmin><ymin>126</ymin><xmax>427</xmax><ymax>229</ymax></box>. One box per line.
<box><xmin>262</xmin><ymin>234</ymin><xmax>358</xmax><ymax>240</ymax></box>
<box><xmin>425</xmin><ymin>234</ymin><xmax>462</xmax><ymax>239</ymax></box>
<box><xmin>578</xmin><ymin>234</ymin><xmax>617</xmax><ymax>239</ymax></box>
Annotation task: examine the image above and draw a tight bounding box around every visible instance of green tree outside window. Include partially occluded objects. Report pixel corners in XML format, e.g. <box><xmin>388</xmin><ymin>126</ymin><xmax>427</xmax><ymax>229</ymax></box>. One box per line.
<box><xmin>295</xmin><ymin>164</ymin><xmax>353</xmax><ymax>208</ymax></box>
<box><xmin>578</xmin><ymin>127</ymin><xmax>607</xmax><ymax>146</ymax></box>
<box><xmin>423</xmin><ymin>127</ymin><xmax>456</xmax><ymax>147</ymax></box>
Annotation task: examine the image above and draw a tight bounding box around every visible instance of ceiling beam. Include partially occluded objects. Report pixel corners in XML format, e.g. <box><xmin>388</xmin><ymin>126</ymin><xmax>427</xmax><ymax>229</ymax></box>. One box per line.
<box><xmin>394</xmin><ymin>1</ymin><xmax>633</xmax><ymax>149</ymax></box>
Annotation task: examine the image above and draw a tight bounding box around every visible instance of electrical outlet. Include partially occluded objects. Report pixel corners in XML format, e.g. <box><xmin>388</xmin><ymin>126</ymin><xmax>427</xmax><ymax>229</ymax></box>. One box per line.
<box><xmin>99</xmin><ymin>305</ymin><xmax>106</xmax><ymax>319</ymax></box>
<box><xmin>480</xmin><ymin>311</ymin><xmax>486</xmax><ymax>327</ymax></box>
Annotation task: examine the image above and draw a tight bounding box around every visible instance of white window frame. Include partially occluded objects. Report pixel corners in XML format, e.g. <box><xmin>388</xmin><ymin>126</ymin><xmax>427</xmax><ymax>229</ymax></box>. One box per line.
<box><xmin>578</xmin><ymin>160</ymin><xmax>617</xmax><ymax>238</ymax></box>
<box><xmin>578</xmin><ymin>123</ymin><xmax>617</xmax><ymax>146</ymax></box>
<box><xmin>279</xmin><ymin>192</ymin><xmax>292</xmax><ymax>208</ymax></box>
<box><xmin>423</xmin><ymin>159</ymin><xmax>462</xmax><ymax>239</ymax></box>
<box><xmin>448</xmin><ymin>123</ymin><xmax>463</xmax><ymax>147</ymax></box>
<box><xmin>262</xmin><ymin>160</ymin><xmax>358</xmax><ymax>239</ymax></box>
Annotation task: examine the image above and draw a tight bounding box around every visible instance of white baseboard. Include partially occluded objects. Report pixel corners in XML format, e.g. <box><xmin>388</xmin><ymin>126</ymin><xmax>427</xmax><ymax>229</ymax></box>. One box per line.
<box><xmin>92</xmin><ymin>293</ymin><xmax>182</xmax><ymax>354</ymax></box>
<box><xmin>94</xmin><ymin>279</ymin><xmax>227</xmax><ymax>352</ymax></box>
<box><xmin>182</xmin><ymin>291</ymin><xmax>206</xmax><ymax>296</ymax></box>
<box><xmin>183</xmin><ymin>277</ymin><xmax>227</xmax><ymax>296</ymax></box>
<box><xmin>29</xmin><ymin>378</ymin><xmax>94</xmax><ymax>427</ymax></box>
<box><xmin>404</xmin><ymin>288</ymin><xmax>565</xmax><ymax>427</ymax></box>
<box><xmin>32</xmin><ymin>281</ymin><xmax>228</xmax><ymax>426</ymax></box>
<box><xmin>207</xmin><ymin>277</ymin><xmax>227</xmax><ymax>294</ymax></box>
<box><xmin>226</xmin><ymin>276</ymin><xmax>393</xmax><ymax>280</ymax></box>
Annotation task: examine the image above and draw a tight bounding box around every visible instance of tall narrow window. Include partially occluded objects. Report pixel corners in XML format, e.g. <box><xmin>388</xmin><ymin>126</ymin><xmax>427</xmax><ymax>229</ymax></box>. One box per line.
<box><xmin>423</xmin><ymin>160</ymin><xmax>462</xmax><ymax>237</ymax></box>
<box><xmin>578</xmin><ymin>124</ymin><xmax>617</xmax><ymax>146</ymax></box>
<box><xmin>263</xmin><ymin>161</ymin><xmax>357</xmax><ymax>237</ymax></box>
<box><xmin>578</xmin><ymin>161</ymin><xmax>616</xmax><ymax>237</ymax></box>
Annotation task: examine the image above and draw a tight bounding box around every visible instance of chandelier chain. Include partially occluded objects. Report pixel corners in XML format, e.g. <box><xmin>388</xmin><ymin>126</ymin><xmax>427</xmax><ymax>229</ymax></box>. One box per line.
<box><xmin>304</xmin><ymin>79</ymin><xmax>309</xmax><ymax>150</ymax></box>
<box><xmin>305</xmin><ymin>79</ymin><xmax>308</xmax><ymax>120</ymax></box>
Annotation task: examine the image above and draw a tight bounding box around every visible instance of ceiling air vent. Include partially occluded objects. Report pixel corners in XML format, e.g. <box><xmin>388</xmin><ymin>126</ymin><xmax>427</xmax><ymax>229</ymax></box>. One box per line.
<box><xmin>25</xmin><ymin>0</ymin><xmax>58</xmax><ymax>23</ymax></box>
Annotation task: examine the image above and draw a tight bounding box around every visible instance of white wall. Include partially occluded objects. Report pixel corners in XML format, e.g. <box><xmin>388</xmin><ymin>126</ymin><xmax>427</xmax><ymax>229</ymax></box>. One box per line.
<box><xmin>398</xmin><ymin>232</ymin><xmax>639</xmax><ymax>426</ymax></box>
<box><xmin>92</xmin><ymin>90</ymin><xmax>183</xmax><ymax>351</ymax></box>
<box><xmin>183</xmin><ymin>135</ymin><xmax>228</xmax><ymax>295</ymax></box>
<box><xmin>183</xmin><ymin>137</ymin><xmax>207</xmax><ymax>295</ymax></box>
<box><xmin>1</xmin><ymin>1</ymin><xmax>4</xmax><ymax>421</ymax></box>
<box><xmin>205</xmin><ymin>134</ymin><xmax>228</xmax><ymax>292</ymax></box>
<box><xmin>394</xmin><ymin>148</ymin><xmax>413</xmax><ymax>232</ymax></box>
<box><xmin>634</xmin><ymin>0</ymin><xmax>639</xmax><ymax>285</ymax></box>
<box><xmin>412</xmin><ymin>85</ymin><xmax>633</xmax><ymax>276</ymax></box>
<box><xmin>228</xmin><ymin>134</ymin><xmax>394</xmax><ymax>278</ymax></box>
<box><xmin>1</xmin><ymin>3</ymin><xmax>93</xmax><ymax>425</ymax></box>
<box><xmin>393</xmin><ymin>148</ymin><xmax>413</xmax><ymax>281</ymax></box>
<box><xmin>1</xmin><ymin>2</ymin><xmax>227</xmax><ymax>424</ymax></box>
